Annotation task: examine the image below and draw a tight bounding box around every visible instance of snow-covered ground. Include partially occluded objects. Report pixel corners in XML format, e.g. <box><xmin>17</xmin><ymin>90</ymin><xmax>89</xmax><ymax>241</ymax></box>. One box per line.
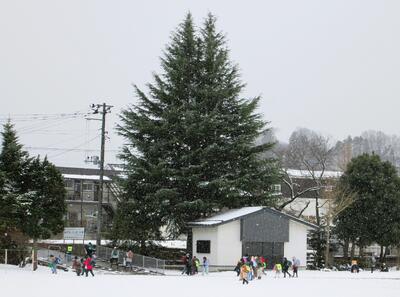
<box><xmin>1</xmin><ymin>264</ymin><xmax>399</xmax><ymax>297</ymax></box>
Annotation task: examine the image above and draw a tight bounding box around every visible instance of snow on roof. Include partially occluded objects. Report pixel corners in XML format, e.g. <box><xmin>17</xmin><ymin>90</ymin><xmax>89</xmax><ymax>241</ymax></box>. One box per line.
<box><xmin>189</xmin><ymin>206</ymin><xmax>318</xmax><ymax>229</ymax></box>
<box><xmin>189</xmin><ymin>207</ymin><xmax>264</xmax><ymax>226</ymax></box>
<box><xmin>285</xmin><ymin>169</ymin><xmax>342</xmax><ymax>179</ymax></box>
<box><xmin>62</xmin><ymin>174</ymin><xmax>111</xmax><ymax>182</ymax></box>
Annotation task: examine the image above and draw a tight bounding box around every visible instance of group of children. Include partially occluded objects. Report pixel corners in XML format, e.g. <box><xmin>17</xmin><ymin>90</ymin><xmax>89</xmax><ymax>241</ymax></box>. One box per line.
<box><xmin>70</xmin><ymin>244</ymin><xmax>97</xmax><ymax>277</ymax></box>
<box><xmin>71</xmin><ymin>255</ymin><xmax>95</xmax><ymax>277</ymax></box>
<box><xmin>236</xmin><ymin>255</ymin><xmax>301</xmax><ymax>284</ymax></box>
<box><xmin>235</xmin><ymin>255</ymin><xmax>267</xmax><ymax>284</ymax></box>
<box><xmin>272</xmin><ymin>257</ymin><xmax>300</xmax><ymax>278</ymax></box>
<box><xmin>182</xmin><ymin>254</ymin><xmax>209</xmax><ymax>275</ymax></box>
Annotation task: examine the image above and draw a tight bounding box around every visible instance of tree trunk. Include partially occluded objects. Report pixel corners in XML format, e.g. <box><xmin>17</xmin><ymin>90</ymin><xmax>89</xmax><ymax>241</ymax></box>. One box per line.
<box><xmin>383</xmin><ymin>246</ymin><xmax>390</xmax><ymax>262</ymax></box>
<box><xmin>314</xmin><ymin>196</ymin><xmax>324</xmax><ymax>267</ymax></box>
<box><xmin>32</xmin><ymin>238</ymin><xmax>38</xmax><ymax>271</ymax></box>
<box><xmin>350</xmin><ymin>241</ymin><xmax>356</xmax><ymax>259</ymax></box>
<box><xmin>343</xmin><ymin>239</ymin><xmax>349</xmax><ymax>261</ymax></box>
<box><xmin>186</xmin><ymin>228</ymin><xmax>193</xmax><ymax>255</ymax></box>
<box><xmin>315</xmin><ymin>197</ymin><xmax>321</xmax><ymax>226</ymax></box>
<box><xmin>324</xmin><ymin>225</ymin><xmax>331</xmax><ymax>267</ymax></box>
<box><xmin>139</xmin><ymin>239</ymin><xmax>146</xmax><ymax>255</ymax></box>
<box><xmin>379</xmin><ymin>245</ymin><xmax>384</xmax><ymax>262</ymax></box>
<box><xmin>359</xmin><ymin>245</ymin><xmax>364</xmax><ymax>259</ymax></box>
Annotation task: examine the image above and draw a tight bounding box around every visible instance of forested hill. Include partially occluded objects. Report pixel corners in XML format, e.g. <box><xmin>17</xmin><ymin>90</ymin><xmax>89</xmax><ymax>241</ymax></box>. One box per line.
<box><xmin>259</xmin><ymin>129</ymin><xmax>400</xmax><ymax>172</ymax></box>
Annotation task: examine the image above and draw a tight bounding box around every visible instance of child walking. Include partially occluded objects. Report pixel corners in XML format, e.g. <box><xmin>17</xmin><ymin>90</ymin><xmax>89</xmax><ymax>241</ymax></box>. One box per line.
<box><xmin>240</xmin><ymin>264</ymin><xmax>250</xmax><ymax>284</ymax></box>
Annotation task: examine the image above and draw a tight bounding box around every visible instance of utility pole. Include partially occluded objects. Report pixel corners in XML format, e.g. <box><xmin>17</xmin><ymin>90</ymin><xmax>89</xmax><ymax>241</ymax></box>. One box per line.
<box><xmin>90</xmin><ymin>103</ymin><xmax>113</xmax><ymax>246</ymax></box>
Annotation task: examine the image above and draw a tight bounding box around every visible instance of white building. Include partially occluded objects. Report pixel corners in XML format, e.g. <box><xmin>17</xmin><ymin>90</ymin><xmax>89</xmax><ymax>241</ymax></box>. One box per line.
<box><xmin>188</xmin><ymin>207</ymin><xmax>317</xmax><ymax>269</ymax></box>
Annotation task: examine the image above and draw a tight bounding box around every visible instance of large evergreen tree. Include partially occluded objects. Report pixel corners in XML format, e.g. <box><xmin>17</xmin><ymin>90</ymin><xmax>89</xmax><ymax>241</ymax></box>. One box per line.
<box><xmin>115</xmin><ymin>13</ymin><xmax>278</xmax><ymax>244</ymax></box>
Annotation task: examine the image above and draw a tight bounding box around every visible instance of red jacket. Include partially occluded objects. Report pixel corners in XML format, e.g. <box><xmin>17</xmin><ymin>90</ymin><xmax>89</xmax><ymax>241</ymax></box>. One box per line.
<box><xmin>84</xmin><ymin>257</ymin><xmax>93</xmax><ymax>270</ymax></box>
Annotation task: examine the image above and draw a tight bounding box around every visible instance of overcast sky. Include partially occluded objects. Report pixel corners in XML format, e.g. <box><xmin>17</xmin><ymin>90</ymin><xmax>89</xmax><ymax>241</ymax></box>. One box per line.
<box><xmin>1</xmin><ymin>0</ymin><xmax>399</xmax><ymax>167</ymax></box>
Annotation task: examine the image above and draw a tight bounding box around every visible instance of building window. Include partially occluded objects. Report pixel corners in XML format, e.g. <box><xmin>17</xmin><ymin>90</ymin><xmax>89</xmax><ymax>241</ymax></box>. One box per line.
<box><xmin>271</xmin><ymin>184</ymin><xmax>281</xmax><ymax>194</ymax></box>
<box><xmin>64</xmin><ymin>179</ymin><xmax>73</xmax><ymax>189</ymax></box>
<box><xmin>82</xmin><ymin>182</ymin><xmax>93</xmax><ymax>191</ymax></box>
<box><xmin>196</xmin><ymin>240</ymin><xmax>211</xmax><ymax>254</ymax></box>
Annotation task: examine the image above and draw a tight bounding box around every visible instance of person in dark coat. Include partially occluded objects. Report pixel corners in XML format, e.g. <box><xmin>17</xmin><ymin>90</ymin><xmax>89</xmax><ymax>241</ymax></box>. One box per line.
<box><xmin>85</xmin><ymin>242</ymin><xmax>95</xmax><ymax>257</ymax></box>
<box><xmin>234</xmin><ymin>260</ymin><xmax>242</xmax><ymax>277</ymax></box>
<box><xmin>185</xmin><ymin>254</ymin><xmax>192</xmax><ymax>275</ymax></box>
<box><xmin>282</xmin><ymin>257</ymin><xmax>292</xmax><ymax>278</ymax></box>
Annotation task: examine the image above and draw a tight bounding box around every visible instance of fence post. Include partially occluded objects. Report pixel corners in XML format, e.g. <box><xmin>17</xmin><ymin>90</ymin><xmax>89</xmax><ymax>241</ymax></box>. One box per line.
<box><xmin>4</xmin><ymin>249</ymin><xmax>7</xmax><ymax>265</ymax></box>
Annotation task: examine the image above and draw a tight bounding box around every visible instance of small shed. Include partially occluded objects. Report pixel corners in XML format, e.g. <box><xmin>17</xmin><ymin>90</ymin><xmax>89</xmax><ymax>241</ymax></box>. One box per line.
<box><xmin>188</xmin><ymin>207</ymin><xmax>317</xmax><ymax>269</ymax></box>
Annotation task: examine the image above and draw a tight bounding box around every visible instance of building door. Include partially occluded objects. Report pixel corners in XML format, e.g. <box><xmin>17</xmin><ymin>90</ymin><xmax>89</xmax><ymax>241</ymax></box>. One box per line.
<box><xmin>263</xmin><ymin>242</ymin><xmax>284</xmax><ymax>269</ymax></box>
<box><xmin>242</xmin><ymin>242</ymin><xmax>284</xmax><ymax>268</ymax></box>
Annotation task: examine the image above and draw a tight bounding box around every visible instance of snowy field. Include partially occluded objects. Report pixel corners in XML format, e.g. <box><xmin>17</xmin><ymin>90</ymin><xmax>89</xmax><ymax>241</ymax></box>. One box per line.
<box><xmin>1</xmin><ymin>264</ymin><xmax>400</xmax><ymax>297</ymax></box>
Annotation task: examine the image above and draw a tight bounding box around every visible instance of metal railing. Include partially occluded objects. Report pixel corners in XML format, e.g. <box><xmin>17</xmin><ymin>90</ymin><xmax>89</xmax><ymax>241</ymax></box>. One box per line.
<box><xmin>1</xmin><ymin>246</ymin><xmax>166</xmax><ymax>275</ymax></box>
<box><xmin>95</xmin><ymin>246</ymin><xmax>165</xmax><ymax>275</ymax></box>
<box><xmin>37</xmin><ymin>247</ymin><xmax>73</xmax><ymax>266</ymax></box>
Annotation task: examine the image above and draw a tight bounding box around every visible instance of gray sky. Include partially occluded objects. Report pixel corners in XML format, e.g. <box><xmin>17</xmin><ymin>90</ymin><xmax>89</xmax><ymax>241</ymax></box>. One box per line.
<box><xmin>1</xmin><ymin>0</ymin><xmax>399</xmax><ymax>167</ymax></box>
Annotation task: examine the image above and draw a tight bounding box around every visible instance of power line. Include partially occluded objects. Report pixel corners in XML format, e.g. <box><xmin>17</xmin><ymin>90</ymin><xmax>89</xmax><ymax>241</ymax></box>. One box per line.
<box><xmin>18</xmin><ymin>117</ymin><xmax>80</xmax><ymax>134</ymax></box>
<box><xmin>0</xmin><ymin>110</ymin><xmax>91</xmax><ymax>135</ymax></box>
<box><xmin>25</xmin><ymin>146</ymin><xmax>118</xmax><ymax>152</ymax></box>
<box><xmin>47</xmin><ymin>134</ymin><xmax>101</xmax><ymax>159</ymax></box>
<box><xmin>0</xmin><ymin>110</ymin><xmax>90</xmax><ymax>119</ymax></box>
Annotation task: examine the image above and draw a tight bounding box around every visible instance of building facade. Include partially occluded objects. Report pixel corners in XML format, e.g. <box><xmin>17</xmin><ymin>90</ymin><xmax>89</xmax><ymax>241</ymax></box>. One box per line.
<box><xmin>276</xmin><ymin>169</ymin><xmax>342</xmax><ymax>219</ymax></box>
<box><xmin>57</xmin><ymin>166</ymin><xmax>121</xmax><ymax>239</ymax></box>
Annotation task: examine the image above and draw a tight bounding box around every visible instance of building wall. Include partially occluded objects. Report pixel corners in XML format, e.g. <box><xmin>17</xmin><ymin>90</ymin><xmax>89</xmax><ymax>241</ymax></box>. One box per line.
<box><xmin>192</xmin><ymin>215</ymin><xmax>311</xmax><ymax>268</ymax></box>
<box><xmin>216</xmin><ymin>220</ymin><xmax>241</xmax><ymax>266</ymax></box>
<box><xmin>284</xmin><ymin>220</ymin><xmax>308</xmax><ymax>267</ymax></box>
<box><xmin>241</xmin><ymin>209</ymin><xmax>289</xmax><ymax>242</ymax></box>
<box><xmin>192</xmin><ymin>226</ymin><xmax>219</xmax><ymax>266</ymax></box>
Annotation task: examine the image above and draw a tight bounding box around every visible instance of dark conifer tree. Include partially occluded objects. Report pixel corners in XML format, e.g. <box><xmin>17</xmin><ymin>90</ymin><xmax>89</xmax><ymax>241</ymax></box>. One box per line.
<box><xmin>0</xmin><ymin>122</ymin><xmax>66</xmax><ymax>257</ymax></box>
<box><xmin>116</xmin><ymin>13</ymin><xmax>278</xmax><ymax>243</ymax></box>
<box><xmin>0</xmin><ymin>121</ymin><xmax>30</xmax><ymax>233</ymax></box>
<box><xmin>334</xmin><ymin>154</ymin><xmax>400</xmax><ymax>260</ymax></box>
<box><xmin>18</xmin><ymin>157</ymin><xmax>66</xmax><ymax>240</ymax></box>
<box><xmin>0</xmin><ymin>121</ymin><xmax>31</xmax><ymax>191</ymax></box>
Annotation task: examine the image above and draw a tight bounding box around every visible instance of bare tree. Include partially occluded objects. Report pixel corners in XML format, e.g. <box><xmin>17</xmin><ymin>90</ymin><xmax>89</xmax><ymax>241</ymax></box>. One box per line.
<box><xmin>283</xmin><ymin>128</ymin><xmax>336</xmax><ymax>225</ymax></box>
<box><xmin>276</xmin><ymin>168</ymin><xmax>320</xmax><ymax>213</ymax></box>
<box><xmin>272</xmin><ymin>128</ymin><xmax>336</xmax><ymax>267</ymax></box>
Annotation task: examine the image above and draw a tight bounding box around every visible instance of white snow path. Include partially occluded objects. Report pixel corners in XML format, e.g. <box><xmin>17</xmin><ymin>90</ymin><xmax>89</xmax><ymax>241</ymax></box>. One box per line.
<box><xmin>1</xmin><ymin>265</ymin><xmax>399</xmax><ymax>297</ymax></box>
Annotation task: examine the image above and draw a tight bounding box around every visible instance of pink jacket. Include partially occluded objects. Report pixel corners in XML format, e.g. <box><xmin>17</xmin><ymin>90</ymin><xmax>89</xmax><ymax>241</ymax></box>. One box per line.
<box><xmin>84</xmin><ymin>257</ymin><xmax>93</xmax><ymax>270</ymax></box>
